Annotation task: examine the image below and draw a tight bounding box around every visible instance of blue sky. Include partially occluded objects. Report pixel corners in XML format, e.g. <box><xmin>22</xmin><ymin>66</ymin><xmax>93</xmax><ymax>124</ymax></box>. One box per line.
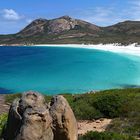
<box><xmin>0</xmin><ymin>0</ymin><xmax>140</xmax><ymax>34</ymax></box>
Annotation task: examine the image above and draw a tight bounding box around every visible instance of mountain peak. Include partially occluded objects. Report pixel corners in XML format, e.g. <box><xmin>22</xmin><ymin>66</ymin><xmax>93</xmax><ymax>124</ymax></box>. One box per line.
<box><xmin>2</xmin><ymin>16</ymin><xmax>140</xmax><ymax>45</ymax></box>
<box><xmin>17</xmin><ymin>16</ymin><xmax>99</xmax><ymax>37</ymax></box>
<box><xmin>32</xmin><ymin>18</ymin><xmax>48</xmax><ymax>23</ymax></box>
<box><xmin>59</xmin><ymin>15</ymin><xmax>72</xmax><ymax>20</ymax></box>
<box><xmin>61</xmin><ymin>15</ymin><xmax>71</xmax><ymax>18</ymax></box>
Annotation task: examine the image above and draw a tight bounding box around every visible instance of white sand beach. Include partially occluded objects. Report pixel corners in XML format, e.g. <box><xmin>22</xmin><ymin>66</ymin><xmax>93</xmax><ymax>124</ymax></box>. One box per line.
<box><xmin>34</xmin><ymin>43</ymin><xmax>140</xmax><ymax>57</ymax></box>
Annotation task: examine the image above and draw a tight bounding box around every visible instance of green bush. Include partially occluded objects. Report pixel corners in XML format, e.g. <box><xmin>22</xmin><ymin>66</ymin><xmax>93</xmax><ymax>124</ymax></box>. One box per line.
<box><xmin>79</xmin><ymin>131</ymin><xmax>136</xmax><ymax>140</ymax></box>
<box><xmin>107</xmin><ymin>117</ymin><xmax>140</xmax><ymax>138</ymax></box>
<box><xmin>72</xmin><ymin>99</ymin><xmax>102</xmax><ymax>120</ymax></box>
<box><xmin>4</xmin><ymin>88</ymin><xmax>140</xmax><ymax>120</ymax></box>
<box><xmin>0</xmin><ymin>113</ymin><xmax>8</xmax><ymax>137</ymax></box>
<box><xmin>5</xmin><ymin>94</ymin><xmax>21</xmax><ymax>104</ymax></box>
<box><xmin>3</xmin><ymin>88</ymin><xmax>140</xmax><ymax>138</ymax></box>
<box><xmin>93</xmin><ymin>93</ymin><xmax>124</xmax><ymax>118</ymax></box>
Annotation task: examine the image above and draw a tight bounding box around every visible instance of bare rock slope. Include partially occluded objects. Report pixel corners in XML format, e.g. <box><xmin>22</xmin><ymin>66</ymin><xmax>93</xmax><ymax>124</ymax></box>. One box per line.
<box><xmin>17</xmin><ymin>16</ymin><xmax>100</xmax><ymax>37</ymax></box>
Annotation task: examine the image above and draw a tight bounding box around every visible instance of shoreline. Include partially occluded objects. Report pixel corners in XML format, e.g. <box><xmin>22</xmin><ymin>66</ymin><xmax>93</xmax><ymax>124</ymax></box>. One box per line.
<box><xmin>34</xmin><ymin>43</ymin><xmax>140</xmax><ymax>57</ymax></box>
<box><xmin>1</xmin><ymin>43</ymin><xmax>140</xmax><ymax>57</ymax></box>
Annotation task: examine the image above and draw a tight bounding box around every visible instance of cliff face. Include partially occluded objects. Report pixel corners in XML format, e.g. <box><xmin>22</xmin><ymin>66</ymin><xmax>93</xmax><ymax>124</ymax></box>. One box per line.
<box><xmin>2</xmin><ymin>91</ymin><xmax>78</xmax><ymax>140</ymax></box>
<box><xmin>1</xmin><ymin>16</ymin><xmax>140</xmax><ymax>45</ymax></box>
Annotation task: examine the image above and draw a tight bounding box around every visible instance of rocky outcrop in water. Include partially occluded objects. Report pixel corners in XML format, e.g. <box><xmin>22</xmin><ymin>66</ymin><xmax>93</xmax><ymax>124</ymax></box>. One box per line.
<box><xmin>2</xmin><ymin>91</ymin><xmax>77</xmax><ymax>140</ymax></box>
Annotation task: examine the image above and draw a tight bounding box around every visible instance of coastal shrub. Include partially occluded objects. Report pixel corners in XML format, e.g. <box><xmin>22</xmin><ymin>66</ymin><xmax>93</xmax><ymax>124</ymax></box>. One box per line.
<box><xmin>44</xmin><ymin>94</ymin><xmax>103</xmax><ymax>120</ymax></box>
<box><xmin>71</xmin><ymin>99</ymin><xmax>103</xmax><ymax>120</ymax></box>
<box><xmin>105</xmin><ymin>90</ymin><xmax>140</xmax><ymax>137</ymax></box>
<box><xmin>78</xmin><ymin>131</ymin><xmax>136</xmax><ymax>140</ymax></box>
<box><xmin>0</xmin><ymin>113</ymin><xmax>8</xmax><ymax>137</ymax></box>
<box><xmin>62</xmin><ymin>89</ymin><xmax>140</xmax><ymax>119</ymax></box>
<box><xmin>107</xmin><ymin>117</ymin><xmax>140</xmax><ymax>138</ymax></box>
<box><xmin>4</xmin><ymin>88</ymin><xmax>140</xmax><ymax>119</ymax></box>
<box><xmin>69</xmin><ymin>88</ymin><xmax>140</xmax><ymax>120</ymax></box>
<box><xmin>93</xmin><ymin>93</ymin><xmax>124</xmax><ymax>118</ymax></box>
<box><xmin>5</xmin><ymin>94</ymin><xmax>21</xmax><ymax>103</ymax></box>
<box><xmin>44</xmin><ymin>95</ymin><xmax>52</xmax><ymax>103</ymax></box>
<box><xmin>121</xmin><ymin>93</ymin><xmax>140</xmax><ymax>117</ymax></box>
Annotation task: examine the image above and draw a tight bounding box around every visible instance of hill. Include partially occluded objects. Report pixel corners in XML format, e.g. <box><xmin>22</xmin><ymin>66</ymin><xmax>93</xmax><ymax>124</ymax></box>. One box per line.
<box><xmin>1</xmin><ymin>16</ymin><xmax>140</xmax><ymax>45</ymax></box>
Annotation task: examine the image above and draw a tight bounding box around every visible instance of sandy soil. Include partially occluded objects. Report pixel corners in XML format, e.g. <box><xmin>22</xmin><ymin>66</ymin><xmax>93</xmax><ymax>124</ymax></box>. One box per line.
<box><xmin>78</xmin><ymin>119</ymin><xmax>112</xmax><ymax>135</ymax></box>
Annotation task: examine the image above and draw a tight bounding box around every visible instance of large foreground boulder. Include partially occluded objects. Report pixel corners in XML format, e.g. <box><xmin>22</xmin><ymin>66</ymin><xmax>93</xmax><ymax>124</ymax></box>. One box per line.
<box><xmin>2</xmin><ymin>91</ymin><xmax>77</xmax><ymax>140</ymax></box>
<box><xmin>50</xmin><ymin>96</ymin><xmax>78</xmax><ymax>140</ymax></box>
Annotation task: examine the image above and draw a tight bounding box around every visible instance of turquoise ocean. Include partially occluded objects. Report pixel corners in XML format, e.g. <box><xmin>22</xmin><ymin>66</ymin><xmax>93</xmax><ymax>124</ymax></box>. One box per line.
<box><xmin>0</xmin><ymin>46</ymin><xmax>140</xmax><ymax>94</ymax></box>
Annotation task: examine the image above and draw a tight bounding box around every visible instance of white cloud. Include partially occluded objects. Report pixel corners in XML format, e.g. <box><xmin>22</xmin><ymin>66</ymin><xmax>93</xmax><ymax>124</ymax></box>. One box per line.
<box><xmin>75</xmin><ymin>0</ymin><xmax>140</xmax><ymax>26</ymax></box>
<box><xmin>2</xmin><ymin>9</ymin><xmax>23</xmax><ymax>21</ymax></box>
<box><xmin>76</xmin><ymin>7</ymin><xmax>123</xmax><ymax>26</ymax></box>
<box><xmin>84</xmin><ymin>7</ymin><xmax>114</xmax><ymax>23</ymax></box>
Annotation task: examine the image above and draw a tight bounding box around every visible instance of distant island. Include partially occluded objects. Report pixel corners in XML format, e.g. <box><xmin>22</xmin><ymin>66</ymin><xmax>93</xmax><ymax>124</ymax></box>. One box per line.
<box><xmin>1</xmin><ymin>16</ymin><xmax>140</xmax><ymax>45</ymax></box>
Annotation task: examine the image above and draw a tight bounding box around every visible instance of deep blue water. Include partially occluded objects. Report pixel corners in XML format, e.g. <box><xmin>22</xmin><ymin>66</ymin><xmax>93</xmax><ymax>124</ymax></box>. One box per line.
<box><xmin>0</xmin><ymin>46</ymin><xmax>140</xmax><ymax>94</ymax></box>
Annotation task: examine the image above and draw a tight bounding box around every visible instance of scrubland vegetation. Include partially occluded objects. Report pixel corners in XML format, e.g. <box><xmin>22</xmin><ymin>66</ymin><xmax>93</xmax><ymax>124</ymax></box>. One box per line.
<box><xmin>1</xmin><ymin>88</ymin><xmax>140</xmax><ymax>139</ymax></box>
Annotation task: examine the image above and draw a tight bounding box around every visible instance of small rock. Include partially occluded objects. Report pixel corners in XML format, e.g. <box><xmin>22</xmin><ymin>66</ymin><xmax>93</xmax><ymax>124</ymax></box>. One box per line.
<box><xmin>96</xmin><ymin>120</ymin><xmax>101</xmax><ymax>123</ymax></box>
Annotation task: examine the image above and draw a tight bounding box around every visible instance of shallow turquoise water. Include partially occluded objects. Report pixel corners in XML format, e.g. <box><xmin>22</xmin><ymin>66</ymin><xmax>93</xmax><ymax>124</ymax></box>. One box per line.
<box><xmin>0</xmin><ymin>46</ymin><xmax>140</xmax><ymax>94</ymax></box>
